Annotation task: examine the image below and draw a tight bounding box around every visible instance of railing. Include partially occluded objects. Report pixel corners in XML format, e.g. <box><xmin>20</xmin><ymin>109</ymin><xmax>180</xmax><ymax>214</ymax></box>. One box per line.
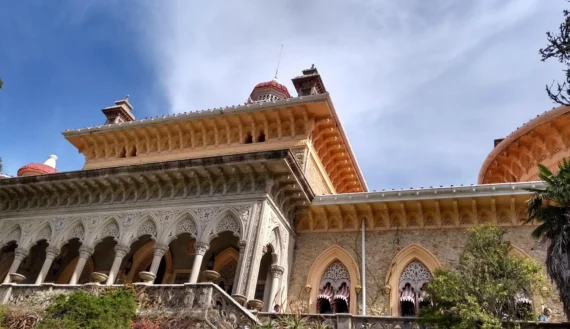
<box><xmin>0</xmin><ymin>283</ymin><xmax>257</xmax><ymax>329</ymax></box>
<box><xmin>258</xmin><ymin>313</ymin><xmax>569</xmax><ymax>329</ymax></box>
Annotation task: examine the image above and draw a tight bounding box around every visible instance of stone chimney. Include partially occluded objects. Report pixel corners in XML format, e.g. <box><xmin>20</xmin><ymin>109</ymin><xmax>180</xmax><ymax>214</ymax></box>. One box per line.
<box><xmin>493</xmin><ymin>138</ymin><xmax>505</xmax><ymax>148</ymax></box>
<box><xmin>291</xmin><ymin>64</ymin><xmax>327</xmax><ymax>96</ymax></box>
<box><xmin>102</xmin><ymin>96</ymin><xmax>135</xmax><ymax>124</ymax></box>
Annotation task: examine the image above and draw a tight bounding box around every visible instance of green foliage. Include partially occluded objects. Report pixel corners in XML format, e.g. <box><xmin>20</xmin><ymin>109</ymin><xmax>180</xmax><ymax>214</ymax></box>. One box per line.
<box><xmin>35</xmin><ymin>288</ymin><xmax>136</xmax><ymax>329</ymax></box>
<box><xmin>0</xmin><ymin>78</ymin><xmax>3</xmax><ymax>89</ymax></box>
<box><xmin>540</xmin><ymin>1</ymin><xmax>570</xmax><ymax>105</ymax></box>
<box><xmin>0</xmin><ymin>157</ymin><xmax>3</xmax><ymax>173</ymax></box>
<box><xmin>526</xmin><ymin>159</ymin><xmax>570</xmax><ymax>320</ymax></box>
<box><xmin>419</xmin><ymin>225</ymin><xmax>549</xmax><ymax>329</ymax></box>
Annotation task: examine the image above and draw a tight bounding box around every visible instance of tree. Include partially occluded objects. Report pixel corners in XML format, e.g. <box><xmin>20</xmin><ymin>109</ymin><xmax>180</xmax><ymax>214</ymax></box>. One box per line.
<box><xmin>419</xmin><ymin>225</ymin><xmax>548</xmax><ymax>329</ymax></box>
<box><xmin>0</xmin><ymin>157</ymin><xmax>2</xmax><ymax>172</ymax></box>
<box><xmin>526</xmin><ymin>160</ymin><xmax>570</xmax><ymax>321</ymax></box>
<box><xmin>0</xmin><ymin>78</ymin><xmax>3</xmax><ymax>88</ymax></box>
<box><xmin>540</xmin><ymin>1</ymin><xmax>570</xmax><ymax>105</ymax></box>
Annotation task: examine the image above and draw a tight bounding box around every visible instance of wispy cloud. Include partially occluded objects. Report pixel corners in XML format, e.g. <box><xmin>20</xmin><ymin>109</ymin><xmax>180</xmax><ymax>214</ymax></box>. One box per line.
<box><xmin>129</xmin><ymin>1</ymin><xmax>564</xmax><ymax>188</ymax></box>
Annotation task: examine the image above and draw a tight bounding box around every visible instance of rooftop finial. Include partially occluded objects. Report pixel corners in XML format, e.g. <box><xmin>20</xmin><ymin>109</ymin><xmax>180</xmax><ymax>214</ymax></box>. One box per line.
<box><xmin>125</xmin><ymin>95</ymin><xmax>129</xmax><ymax>101</ymax></box>
<box><xmin>274</xmin><ymin>44</ymin><xmax>284</xmax><ymax>80</ymax></box>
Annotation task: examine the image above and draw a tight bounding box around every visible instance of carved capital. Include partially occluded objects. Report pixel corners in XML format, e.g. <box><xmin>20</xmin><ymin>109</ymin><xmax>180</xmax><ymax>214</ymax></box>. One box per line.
<box><xmin>238</xmin><ymin>240</ymin><xmax>247</xmax><ymax>253</ymax></box>
<box><xmin>270</xmin><ymin>265</ymin><xmax>285</xmax><ymax>278</ymax></box>
<box><xmin>194</xmin><ymin>242</ymin><xmax>210</xmax><ymax>256</ymax></box>
<box><xmin>114</xmin><ymin>244</ymin><xmax>130</xmax><ymax>258</ymax></box>
<box><xmin>78</xmin><ymin>246</ymin><xmax>94</xmax><ymax>259</ymax></box>
<box><xmin>45</xmin><ymin>246</ymin><xmax>60</xmax><ymax>260</ymax></box>
<box><xmin>153</xmin><ymin>244</ymin><xmax>170</xmax><ymax>257</ymax></box>
<box><xmin>14</xmin><ymin>248</ymin><xmax>29</xmax><ymax>261</ymax></box>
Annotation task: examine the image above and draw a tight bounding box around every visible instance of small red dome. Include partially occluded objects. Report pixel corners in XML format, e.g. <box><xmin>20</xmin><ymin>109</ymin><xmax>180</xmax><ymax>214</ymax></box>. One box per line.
<box><xmin>17</xmin><ymin>155</ymin><xmax>59</xmax><ymax>177</ymax></box>
<box><xmin>17</xmin><ymin>163</ymin><xmax>58</xmax><ymax>177</ymax></box>
<box><xmin>253</xmin><ymin>80</ymin><xmax>291</xmax><ymax>98</ymax></box>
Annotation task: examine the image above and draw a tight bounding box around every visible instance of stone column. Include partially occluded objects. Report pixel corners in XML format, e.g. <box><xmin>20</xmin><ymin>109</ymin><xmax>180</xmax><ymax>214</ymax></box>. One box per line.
<box><xmin>148</xmin><ymin>244</ymin><xmax>169</xmax><ymax>277</ymax></box>
<box><xmin>189</xmin><ymin>242</ymin><xmax>209</xmax><ymax>283</ymax></box>
<box><xmin>70</xmin><ymin>246</ymin><xmax>94</xmax><ymax>284</ymax></box>
<box><xmin>267</xmin><ymin>265</ymin><xmax>284</xmax><ymax>310</ymax></box>
<box><xmin>106</xmin><ymin>245</ymin><xmax>130</xmax><ymax>285</ymax></box>
<box><xmin>3</xmin><ymin>248</ymin><xmax>29</xmax><ymax>284</ymax></box>
<box><xmin>231</xmin><ymin>240</ymin><xmax>247</xmax><ymax>295</ymax></box>
<box><xmin>35</xmin><ymin>246</ymin><xmax>60</xmax><ymax>285</ymax></box>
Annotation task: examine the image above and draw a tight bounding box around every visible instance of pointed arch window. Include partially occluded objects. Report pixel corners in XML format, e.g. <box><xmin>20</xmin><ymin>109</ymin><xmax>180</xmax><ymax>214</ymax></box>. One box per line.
<box><xmin>399</xmin><ymin>261</ymin><xmax>432</xmax><ymax>316</ymax></box>
<box><xmin>318</xmin><ymin>261</ymin><xmax>350</xmax><ymax>314</ymax></box>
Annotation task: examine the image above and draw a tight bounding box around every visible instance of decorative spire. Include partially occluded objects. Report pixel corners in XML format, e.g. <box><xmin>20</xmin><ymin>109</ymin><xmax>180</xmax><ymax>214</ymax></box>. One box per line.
<box><xmin>43</xmin><ymin>155</ymin><xmax>58</xmax><ymax>169</ymax></box>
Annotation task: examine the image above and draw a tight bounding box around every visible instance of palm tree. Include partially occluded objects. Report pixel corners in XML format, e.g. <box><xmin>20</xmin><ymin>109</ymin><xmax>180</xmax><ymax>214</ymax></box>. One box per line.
<box><xmin>526</xmin><ymin>159</ymin><xmax>570</xmax><ymax>320</ymax></box>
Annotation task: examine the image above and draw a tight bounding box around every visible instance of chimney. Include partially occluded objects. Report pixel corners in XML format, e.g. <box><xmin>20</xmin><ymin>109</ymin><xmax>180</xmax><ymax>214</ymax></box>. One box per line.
<box><xmin>494</xmin><ymin>138</ymin><xmax>504</xmax><ymax>148</ymax></box>
<box><xmin>102</xmin><ymin>96</ymin><xmax>135</xmax><ymax>124</ymax></box>
<box><xmin>291</xmin><ymin>64</ymin><xmax>327</xmax><ymax>96</ymax></box>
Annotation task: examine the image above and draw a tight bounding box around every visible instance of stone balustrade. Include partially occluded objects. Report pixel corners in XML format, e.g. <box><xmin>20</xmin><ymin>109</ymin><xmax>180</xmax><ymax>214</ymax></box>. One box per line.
<box><xmin>257</xmin><ymin>313</ymin><xmax>569</xmax><ymax>329</ymax></box>
<box><xmin>0</xmin><ymin>283</ymin><xmax>257</xmax><ymax>329</ymax></box>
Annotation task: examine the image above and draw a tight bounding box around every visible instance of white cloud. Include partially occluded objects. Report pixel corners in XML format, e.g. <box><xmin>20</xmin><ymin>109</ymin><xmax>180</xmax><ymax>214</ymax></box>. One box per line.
<box><xmin>130</xmin><ymin>0</ymin><xmax>565</xmax><ymax>189</ymax></box>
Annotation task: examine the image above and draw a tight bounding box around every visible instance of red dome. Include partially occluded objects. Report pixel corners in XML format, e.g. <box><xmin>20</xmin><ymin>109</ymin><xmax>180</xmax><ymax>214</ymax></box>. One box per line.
<box><xmin>253</xmin><ymin>80</ymin><xmax>291</xmax><ymax>98</ymax></box>
<box><xmin>17</xmin><ymin>163</ymin><xmax>58</xmax><ymax>177</ymax></box>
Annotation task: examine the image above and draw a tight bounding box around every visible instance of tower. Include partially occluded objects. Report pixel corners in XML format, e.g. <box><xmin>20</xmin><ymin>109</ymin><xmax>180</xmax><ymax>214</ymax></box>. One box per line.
<box><xmin>246</xmin><ymin>78</ymin><xmax>291</xmax><ymax>103</ymax></box>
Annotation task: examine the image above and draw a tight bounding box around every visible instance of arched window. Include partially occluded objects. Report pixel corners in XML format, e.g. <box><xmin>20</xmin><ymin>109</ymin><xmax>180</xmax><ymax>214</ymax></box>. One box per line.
<box><xmin>399</xmin><ymin>261</ymin><xmax>432</xmax><ymax>317</ymax></box>
<box><xmin>318</xmin><ymin>261</ymin><xmax>350</xmax><ymax>314</ymax></box>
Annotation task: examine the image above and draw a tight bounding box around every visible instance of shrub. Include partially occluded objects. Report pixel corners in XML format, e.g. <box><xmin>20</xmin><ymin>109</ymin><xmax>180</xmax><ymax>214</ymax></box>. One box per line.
<box><xmin>35</xmin><ymin>288</ymin><xmax>136</xmax><ymax>329</ymax></box>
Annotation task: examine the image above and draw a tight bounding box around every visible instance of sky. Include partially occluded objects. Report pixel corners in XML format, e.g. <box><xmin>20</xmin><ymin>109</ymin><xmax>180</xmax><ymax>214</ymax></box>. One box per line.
<box><xmin>0</xmin><ymin>0</ymin><xmax>567</xmax><ymax>190</ymax></box>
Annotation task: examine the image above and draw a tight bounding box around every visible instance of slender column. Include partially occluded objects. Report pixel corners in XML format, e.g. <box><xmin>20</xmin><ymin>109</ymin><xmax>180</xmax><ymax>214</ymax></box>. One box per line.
<box><xmin>106</xmin><ymin>244</ymin><xmax>130</xmax><ymax>285</ymax></box>
<box><xmin>189</xmin><ymin>242</ymin><xmax>209</xmax><ymax>283</ymax></box>
<box><xmin>70</xmin><ymin>246</ymin><xmax>94</xmax><ymax>284</ymax></box>
<box><xmin>267</xmin><ymin>265</ymin><xmax>284</xmax><ymax>310</ymax></box>
<box><xmin>35</xmin><ymin>246</ymin><xmax>60</xmax><ymax>285</ymax></box>
<box><xmin>231</xmin><ymin>240</ymin><xmax>247</xmax><ymax>295</ymax></box>
<box><xmin>148</xmin><ymin>244</ymin><xmax>169</xmax><ymax>276</ymax></box>
<box><xmin>3</xmin><ymin>248</ymin><xmax>29</xmax><ymax>283</ymax></box>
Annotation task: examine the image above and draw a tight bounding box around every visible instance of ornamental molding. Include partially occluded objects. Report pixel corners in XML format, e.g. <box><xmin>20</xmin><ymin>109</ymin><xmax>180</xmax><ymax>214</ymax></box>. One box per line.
<box><xmin>0</xmin><ymin>153</ymin><xmax>312</xmax><ymax>224</ymax></box>
<box><xmin>0</xmin><ymin>204</ymin><xmax>258</xmax><ymax>250</ymax></box>
<box><xmin>299</xmin><ymin>193</ymin><xmax>535</xmax><ymax>233</ymax></box>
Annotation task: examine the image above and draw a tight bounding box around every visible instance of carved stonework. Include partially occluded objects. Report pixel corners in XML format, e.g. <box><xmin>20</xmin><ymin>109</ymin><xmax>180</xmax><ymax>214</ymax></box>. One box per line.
<box><xmin>320</xmin><ymin>261</ymin><xmax>350</xmax><ymax>290</ymax></box>
<box><xmin>176</xmin><ymin>218</ymin><xmax>197</xmax><ymax>236</ymax></box>
<box><xmin>194</xmin><ymin>242</ymin><xmax>210</xmax><ymax>256</ymax></box>
<box><xmin>137</xmin><ymin>220</ymin><xmax>157</xmax><ymax>238</ymax></box>
<box><xmin>399</xmin><ymin>261</ymin><xmax>432</xmax><ymax>291</ymax></box>
<box><xmin>216</xmin><ymin>215</ymin><xmax>240</xmax><ymax>236</ymax></box>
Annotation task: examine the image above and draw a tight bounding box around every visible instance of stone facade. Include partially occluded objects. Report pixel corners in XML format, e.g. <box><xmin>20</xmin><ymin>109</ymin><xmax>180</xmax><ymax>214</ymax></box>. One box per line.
<box><xmin>288</xmin><ymin>226</ymin><xmax>565</xmax><ymax>322</ymax></box>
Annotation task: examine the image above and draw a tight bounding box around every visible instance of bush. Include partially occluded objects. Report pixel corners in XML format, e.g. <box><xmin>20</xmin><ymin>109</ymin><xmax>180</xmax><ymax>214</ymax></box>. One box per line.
<box><xmin>35</xmin><ymin>288</ymin><xmax>136</xmax><ymax>329</ymax></box>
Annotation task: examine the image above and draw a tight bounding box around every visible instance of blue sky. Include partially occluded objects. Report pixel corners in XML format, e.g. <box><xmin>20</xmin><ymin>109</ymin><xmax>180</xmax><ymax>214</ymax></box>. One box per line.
<box><xmin>0</xmin><ymin>0</ymin><xmax>567</xmax><ymax>190</ymax></box>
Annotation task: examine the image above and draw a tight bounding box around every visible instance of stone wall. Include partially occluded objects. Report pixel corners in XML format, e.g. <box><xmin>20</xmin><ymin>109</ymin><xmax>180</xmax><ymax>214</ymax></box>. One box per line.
<box><xmin>288</xmin><ymin>226</ymin><xmax>565</xmax><ymax>322</ymax></box>
<box><xmin>305</xmin><ymin>154</ymin><xmax>332</xmax><ymax>196</ymax></box>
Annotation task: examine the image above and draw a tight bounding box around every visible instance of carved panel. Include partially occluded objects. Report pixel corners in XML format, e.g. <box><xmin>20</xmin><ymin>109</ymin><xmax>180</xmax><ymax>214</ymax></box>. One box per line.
<box><xmin>399</xmin><ymin>261</ymin><xmax>432</xmax><ymax>291</ymax></box>
<box><xmin>176</xmin><ymin>218</ymin><xmax>198</xmax><ymax>236</ymax></box>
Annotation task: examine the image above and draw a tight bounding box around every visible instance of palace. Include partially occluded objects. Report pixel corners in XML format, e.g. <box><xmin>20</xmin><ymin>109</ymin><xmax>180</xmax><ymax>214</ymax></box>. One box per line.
<box><xmin>0</xmin><ymin>65</ymin><xmax>567</xmax><ymax>322</ymax></box>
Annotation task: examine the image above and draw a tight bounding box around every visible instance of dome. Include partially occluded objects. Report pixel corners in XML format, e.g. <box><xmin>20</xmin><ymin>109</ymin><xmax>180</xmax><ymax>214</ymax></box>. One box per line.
<box><xmin>247</xmin><ymin>78</ymin><xmax>291</xmax><ymax>103</ymax></box>
<box><xmin>17</xmin><ymin>155</ymin><xmax>59</xmax><ymax>177</ymax></box>
<box><xmin>478</xmin><ymin>106</ymin><xmax>570</xmax><ymax>184</ymax></box>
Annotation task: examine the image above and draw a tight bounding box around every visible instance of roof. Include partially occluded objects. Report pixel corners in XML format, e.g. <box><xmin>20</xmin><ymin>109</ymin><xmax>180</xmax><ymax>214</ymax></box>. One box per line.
<box><xmin>63</xmin><ymin>93</ymin><xmax>368</xmax><ymax>193</ymax></box>
<box><xmin>312</xmin><ymin>181</ymin><xmax>542</xmax><ymax>205</ymax></box>
<box><xmin>478</xmin><ymin>105</ymin><xmax>570</xmax><ymax>184</ymax></box>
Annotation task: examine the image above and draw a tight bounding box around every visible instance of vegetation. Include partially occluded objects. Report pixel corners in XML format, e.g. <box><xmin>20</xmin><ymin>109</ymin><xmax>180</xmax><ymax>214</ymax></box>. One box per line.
<box><xmin>0</xmin><ymin>157</ymin><xmax>2</xmax><ymax>172</ymax></box>
<box><xmin>252</xmin><ymin>314</ymin><xmax>331</xmax><ymax>329</ymax></box>
<box><xmin>0</xmin><ymin>78</ymin><xmax>3</xmax><ymax>88</ymax></box>
<box><xmin>419</xmin><ymin>225</ymin><xmax>549</xmax><ymax>329</ymax></box>
<box><xmin>35</xmin><ymin>288</ymin><xmax>136</xmax><ymax>329</ymax></box>
<box><xmin>540</xmin><ymin>1</ymin><xmax>570</xmax><ymax>105</ymax></box>
<box><xmin>526</xmin><ymin>160</ymin><xmax>570</xmax><ymax>321</ymax></box>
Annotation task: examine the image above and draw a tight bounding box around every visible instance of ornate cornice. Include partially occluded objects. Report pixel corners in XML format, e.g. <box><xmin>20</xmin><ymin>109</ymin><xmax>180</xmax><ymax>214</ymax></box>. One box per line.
<box><xmin>0</xmin><ymin>150</ymin><xmax>312</xmax><ymax>221</ymax></box>
<box><xmin>299</xmin><ymin>182</ymin><xmax>542</xmax><ymax>233</ymax></box>
<box><xmin>479</xmin><ymin>105</ymin><xmax>570</xmax><ymax>184</ymax></box>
